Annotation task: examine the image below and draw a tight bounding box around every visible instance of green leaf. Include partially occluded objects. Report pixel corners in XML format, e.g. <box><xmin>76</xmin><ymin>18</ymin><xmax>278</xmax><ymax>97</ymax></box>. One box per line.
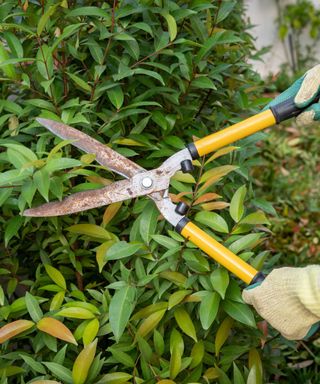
<box><xmin>45</xmin><ymin>158</ymin><xmax>82</xmax><ymax>173</ymax></box>
<box><xmin>67</xmin><ymin>6</ymin><xmax>111</xmax><ymax>19</ymax></box>
<box><xmin>25</xmin><ymin>292</ymin><xmax>43</xmax><ymax>323</ymax></box>
<box><xmin>152</xmin><ymin>235</ymin><xmax>179</xmax><ymax>249</ymax></box>
<box><xmin>95</xmin><ymin>372</ymin><xmax>132</xmax><ymax>384</ymax></box>
<box><xmin>67</xmin><ymin>224</ymin><xmax>113</xmax><ymax>240</ymax></box>
<box><xmin>20</xmin><ymin>354</ymin><xmax>46</xmax><ymax>374</ymax></box>
<box><xmin>210</xmin><ymin>268</ymin><xmax>229</xmax><ymax>299</ymax></box>
<box><xmin>43</xmin><ymin>362</ymin><xmax>73</xmax><ymax>384</ymax></box>
<box><xmin>56</xmin><ymin>307</ymin><xmax>95</xmax><ymax>320</ymax></box>
<box><xmin>0</xmin><ymin>169</ymin><xmax>28</xmax><ymax>186</ymax></box>
<box><xmin>139</xmin><ymin>201</ymin><xmax>159</xmax><ymax>244</ymax></box>
<box><xmin>136</xmin><ymin>309</ymin><xmax>166</xmax><ymax>338</ymax></box>
<box><xmin>216</xmin><ymin>1</ymin><xmax>236</xmax><ymax>23</ymax></box>
<box><xmin>44</xmin><ymin>264</ymin><xmax>67</xmax><ymax>290</ymax></box>
<box><xmin>199</xmin><ymin>291</ymin><xmax>220</xmax><ymax>330</ymax></box>
<box><xmin>37</xmin><ymin>5</ymin><xmax>58</xmax><ymax>35</ymax></box>
<box><xmin>133</xmin><ymin>68</ymin><xmax>165</xmax><ymax>85</ymax></box>
<box><xmin>195</xmin><ymin>211</ymin><xmax>229</xmax><ymax>233</ymax></box>
<box><xmin>51</xmin><ymin>23</ymin><xmax>84</xmax><ymax>51</ymax></box>
<box><xmin>251</xmin><ymin>198</ymin><xmax>277</xmax><ymax>216</ymax></box>
<box><xmin>240</xmin><ymin>211</ymin><xmax>270</xmax><ymax>225</ymax></box>
<box><xmin>168</xmin><ymin>290</ymin><xmax>192</xmax><ymax>310</ymax></box>
<box><xmin>0</xmin><ymin>42</ymin><xmax>17</xmax><ymax>79</ymax></box>
<box><xmin>233</xmin><ymin>363</ymin><xmax>245</xmax><ymax>384</ymax></box>
<box><xmin>33</xmin><ymin>168</ymin><xmax>50</xmax><ymax>201</ymax></box>
<box><xmin>190</xmin><ymin>341</ymin><xmax>205</xmax><ymax>368</ymax></box>
<box><xmin>67</xmin><ymin>72</ymin><xmax>91</xmax><ymax>92</ymax></box>
<box><xmin>191</xmin><ymin>76</ymin><xmax>216</xmax><ymax>89</ymax></box>
<box><xmin>5</xmin><ymin>216</ymin><xmax>23</xmax><ymax>247</ymax></box>
<box><xmin>228</xmin><ymin>233</ymin><xmax>261</xmax><ymax>254</ymax></box>
<box><xmin>174</xmin><ymin>307</ymin><xmax>197</xmax><ymax>341</ymax></box>
<box><xmin>229</xmin><ymin>185</ymin><xmax>247</xmax><ymax>222</ymax></box>
<box><xmin>105</xmin><ymin>241</ymin><xmax>142</xmax><ymax>261</ymax></box>
<box><xmin>163</xmin><ymin>13</ymin><xmax>177</xmax><ymax>41</ymax></box>
<box><xmin>215</xmin><ymin>317</ymin><xmax>234</xmax><ymax>356</ymax></box>
<box><xmin>4</xmin><ymin>31</ymin><xmax>23</xmax><ymax>58</ymax></box>
<box><xmin>109</xmin><ymin>285</ymin><xmax>136</xmax><ymax>342</ymax></box>
<box><xmin>107</xmin><ymin>86</ymin><xmax>124</xmax><ymax>109</ymax></box>
<box><xmin>222</xmin><ymin>300</ymin><xmax>256</xmax><ymax>327</ymax></box>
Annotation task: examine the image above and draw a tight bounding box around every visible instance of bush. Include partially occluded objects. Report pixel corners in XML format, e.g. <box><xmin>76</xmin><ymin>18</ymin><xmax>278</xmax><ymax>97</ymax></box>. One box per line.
<box><xmin>0</xmin><ymin>1</ymin><xmax>280</xmax><ymax>383</ymax></box>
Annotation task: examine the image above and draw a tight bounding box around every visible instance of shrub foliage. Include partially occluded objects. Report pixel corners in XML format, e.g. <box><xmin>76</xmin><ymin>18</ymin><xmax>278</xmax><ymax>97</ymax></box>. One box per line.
<box><xmin>0</xmin><ymin>1</ymin><xmax>278</xmax><ymax>383</ymax></box>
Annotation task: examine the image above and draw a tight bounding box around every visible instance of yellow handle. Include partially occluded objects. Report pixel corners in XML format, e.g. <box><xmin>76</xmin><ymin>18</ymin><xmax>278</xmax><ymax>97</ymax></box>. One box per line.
<box><xmin>194</xmin><ymin>109</ymin><xmax>276</xmax><ymax>157</ymax></box>
<box><xmin>181</xmin><ymin>221</ymin><xmax>259</xmax><ymax>284</ymax></box>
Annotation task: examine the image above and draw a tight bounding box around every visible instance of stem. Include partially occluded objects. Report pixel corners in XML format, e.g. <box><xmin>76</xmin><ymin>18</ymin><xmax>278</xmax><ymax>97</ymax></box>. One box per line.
<box><xmin>90</xmin><ymin>0</ymin><xmax>118</xmax><ymax>102</ymax></box>
<box><xmin>209</xmin><ymin>0</ymin><xmax>222</xmax><ymax>37</ymax></box>
<box><xmin>195</xmin><ymin>89</ymin><xmax>213</xmax><ymax>118</ymax></box>
<box><xmin>36</xmin><ymin>36</ymin><xmax>59</xmax><ymax>114</ymax></box>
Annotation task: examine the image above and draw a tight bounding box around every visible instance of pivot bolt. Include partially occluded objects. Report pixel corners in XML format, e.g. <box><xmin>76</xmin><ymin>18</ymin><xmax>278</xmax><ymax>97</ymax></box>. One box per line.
<box><xmin>175</xmin><ymin>201</ymin><xmax>189</xmax><ymax>215</ymax></box>
<box><xmin>141</xmin><ymin>176</ymin><xmax>153</xmax><ymax>189</ymax></box>
<box><xmin>181</xmin><ymin>159</ymin><xmax>194</xmax><ymax>173</ymax></box>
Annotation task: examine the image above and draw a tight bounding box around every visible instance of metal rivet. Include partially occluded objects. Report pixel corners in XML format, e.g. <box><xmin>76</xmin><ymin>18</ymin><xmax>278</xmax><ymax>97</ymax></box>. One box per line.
<box><xmin>141</xmin><ymin>177</ymin><xmax>153</xmax><ymax>188</ymax></box>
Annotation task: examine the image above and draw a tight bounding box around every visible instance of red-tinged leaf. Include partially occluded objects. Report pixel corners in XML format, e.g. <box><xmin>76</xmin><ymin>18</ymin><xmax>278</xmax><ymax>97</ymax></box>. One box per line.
<box><xmin>72</xmin><ymin>339</ymin><xmax>98</xmax><ymax>384</ymax></box>
<box><xmin>198</xmin><ymin>175</ymin><xmax>222</xmax><ymax>194</ymax></box>
<box><xmin>201</xmin><ymin>201</ymin><xmax>230</xmax><ymax>211</ymax></box>
<box><xmin>37</xmin><ymin>317</ymin><xmax>77</xmax><ymax>345</ymax></box>
<box><xmin>200</xmin><ymin>165</ymin><xmax>238</xmax><ymax>184</ymax></box>
<box><xmin>205</xmin><ymin>146</ymin><xmax>238</xmax><ymax>164</ymax></box>
<box><xmin>194</xmin><ymin>193</ymin><xmax>222</xmax><ymax>205</ymax></box>
<box><xmin>0</xmin><ymin>319</ymin><xmax>34</xmax><ymax>343</ymax></box>
<box><xmin>257</xmin><ymin>320</ymin><xmax>268</xmax><ymax>348</ymax></box>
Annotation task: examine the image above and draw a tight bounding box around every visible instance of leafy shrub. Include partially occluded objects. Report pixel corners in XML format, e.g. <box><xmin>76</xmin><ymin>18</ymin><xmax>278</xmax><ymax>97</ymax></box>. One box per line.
<box><xmin>0</xmin><ymin>1</ymin><xmax>282</xmax><ymax>383</ymax></box>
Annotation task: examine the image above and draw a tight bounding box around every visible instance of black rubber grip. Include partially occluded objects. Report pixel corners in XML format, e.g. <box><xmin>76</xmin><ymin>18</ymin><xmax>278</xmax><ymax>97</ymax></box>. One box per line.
<box><xmin>249</xmin><ymin>271</ymin><xmax>265</xmax><ymax>285</ymax></box>
<box><xmin>270</xmin><ymin>96</ymin><xmax>319</xmax><ymax>123</ymax></box>
<box><xmin>175</xmin><ymin>217</ymin><xmax>190</xmax><ymax>233</ymax></box>
<box><xmin>187</xmin><ymin>142</ymin><xmax>200</xmax><ymax>159</ymax></box>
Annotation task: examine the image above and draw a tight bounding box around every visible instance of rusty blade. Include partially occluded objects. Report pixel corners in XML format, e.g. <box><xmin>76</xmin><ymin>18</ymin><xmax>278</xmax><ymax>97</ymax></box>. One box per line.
<box><xmin>36</xmin><ymin>118</ymin><xmax>143</xmax><ymax>179</ymax></box>
<box><xmin>23</xmin><ymin>178</ymin><xmax>147</xmax><ymax>217</ymax></box>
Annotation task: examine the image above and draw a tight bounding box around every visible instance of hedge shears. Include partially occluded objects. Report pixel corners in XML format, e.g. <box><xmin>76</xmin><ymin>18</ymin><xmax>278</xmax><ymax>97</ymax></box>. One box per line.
<box><xmin>24</xmin><ymin>97</ymin><xmax>306</xmax><ymax>286</ymax></box>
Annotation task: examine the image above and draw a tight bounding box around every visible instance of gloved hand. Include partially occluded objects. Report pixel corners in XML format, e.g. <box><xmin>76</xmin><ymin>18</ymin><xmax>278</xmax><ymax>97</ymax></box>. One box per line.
<box><xmin>242</xmin><ymin>266</ymin><xmax>320</xmax><ymax>340</ymax></box>
<box><xmin>267</xmin><ymin>64</ymin><xmax>320</xmax><ymax>126</ymax></box>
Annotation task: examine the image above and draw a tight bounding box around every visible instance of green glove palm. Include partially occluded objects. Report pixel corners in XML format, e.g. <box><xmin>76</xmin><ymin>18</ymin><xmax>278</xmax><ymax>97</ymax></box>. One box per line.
<box><xmin>267</xmin><ymin>64</ymin><xmax>320</xmax><ymax>126</ymax></box>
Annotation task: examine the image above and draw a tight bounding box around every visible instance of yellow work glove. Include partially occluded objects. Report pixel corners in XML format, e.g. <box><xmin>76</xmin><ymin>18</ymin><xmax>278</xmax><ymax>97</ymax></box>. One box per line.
<box><xmin>242</xmin><ymin>266</ymin><xmax>320</xmax><ymax>340</ymax></box>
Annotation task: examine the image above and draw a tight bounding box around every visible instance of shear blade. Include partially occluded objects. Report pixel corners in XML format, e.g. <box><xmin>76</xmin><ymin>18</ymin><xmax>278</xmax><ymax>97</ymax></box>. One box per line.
<box><xmin>23</xmin><ymin>178</ymin><xmax>143</xmax><ymax>217</ymax></box>
<box><xmin>36</xmin><ymin>118</ymin><xmax>143</xmax><ymax>178</ymax></box>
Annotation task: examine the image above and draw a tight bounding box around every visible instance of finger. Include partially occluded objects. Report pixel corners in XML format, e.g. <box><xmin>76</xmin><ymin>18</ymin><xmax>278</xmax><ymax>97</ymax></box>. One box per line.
<box><xmin>295</xmin><ymin>64</ymin><xmax>320</xmax><ymax>108</ymax></box>
<box><xmin>296</xmin><ymin>103</ymin><xmax>320</xmax><ymax>126</ymax></box>
<box><xmin>242</xmin><ymin>288</ymin><xmax>254</xmax><ymax>305</ymax></box>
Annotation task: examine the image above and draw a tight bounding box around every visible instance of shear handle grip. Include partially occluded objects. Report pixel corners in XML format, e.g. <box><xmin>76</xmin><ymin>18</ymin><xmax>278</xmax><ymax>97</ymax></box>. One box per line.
<box><xmin>270</xmin><ymin>96</ymin><xmax>320</xmax><ymax>123</ymax></box>
<box><xmin>176</xmin><ymin>218</ymin><xmax>264</xmax><ymax>285</ymax></box>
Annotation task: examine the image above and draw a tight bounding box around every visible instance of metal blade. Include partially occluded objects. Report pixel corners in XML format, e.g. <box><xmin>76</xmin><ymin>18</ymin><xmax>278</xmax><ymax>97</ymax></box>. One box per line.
<box><xmin>23</xmin><ymin>177</ymin><xmax>150</xmax><ymax>217</ymax></box>
<box><xmin>36</xmin><ymin>118</ymin><xmax>143</xmax><ymax>179</ymax></box>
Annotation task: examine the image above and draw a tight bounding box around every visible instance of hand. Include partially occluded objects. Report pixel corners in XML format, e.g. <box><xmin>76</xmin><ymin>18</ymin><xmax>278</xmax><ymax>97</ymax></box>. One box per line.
<box><xmin>242</xmin><ymin>266</ymin><xmax>320</xmax><ymax>340</ymax></box>
<box><xmin>268</xmin><ymin>64</ymin><xmax>320</xmax><ymax>126</ymax></box>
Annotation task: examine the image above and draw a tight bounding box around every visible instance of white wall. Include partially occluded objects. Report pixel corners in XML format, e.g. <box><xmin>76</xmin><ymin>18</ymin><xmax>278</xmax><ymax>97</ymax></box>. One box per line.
<box><xmin>244</xmin><ymin>0</ymin><xmax>320</xmax><ymax>77</ymax></box>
